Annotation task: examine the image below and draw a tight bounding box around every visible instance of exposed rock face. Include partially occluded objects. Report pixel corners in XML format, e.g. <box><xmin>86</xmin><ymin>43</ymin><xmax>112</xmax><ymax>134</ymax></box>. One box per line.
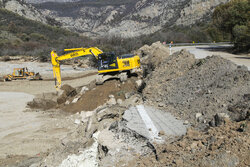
<box><xmin>1</xmin><ymin>0</ymin><xmax>48</xmax><ymax>23</ymax></box>
<box><xmin>2</xmin><ymin>0</ymin><xmax>230</xmax><ymax>38</ymax></box>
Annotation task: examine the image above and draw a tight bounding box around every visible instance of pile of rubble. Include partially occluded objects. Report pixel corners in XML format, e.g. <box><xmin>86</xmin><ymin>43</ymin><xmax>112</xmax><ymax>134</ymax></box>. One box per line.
<box><xmin>139</xmin><ymin>42</ymin><xmax>250</xmax><ymax>129</ymax></box>
<box><xmin>131</xmin><ymin>120</ymin><xmax>250</xmax><ymax>167</ymax></box>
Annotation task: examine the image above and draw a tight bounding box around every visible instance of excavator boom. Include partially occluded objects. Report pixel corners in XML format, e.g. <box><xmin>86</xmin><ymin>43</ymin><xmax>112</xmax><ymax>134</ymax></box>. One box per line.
<box><xmin>51</xmin><ymin>47</ymin><xmax>103</xmax><ymax>89</ymax></box>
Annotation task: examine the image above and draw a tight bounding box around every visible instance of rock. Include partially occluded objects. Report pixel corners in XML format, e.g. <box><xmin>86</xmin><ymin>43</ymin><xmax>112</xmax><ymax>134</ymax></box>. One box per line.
<box><xmin>81</xmin><ymin>111</ymin><xmax>94</xmax><ymax>123</ymax></box>
<box><xmin>206</xmin><ymin>89</ymin><xmax>212</xmax><ymax>94</ymax></box>
<box><xmin>74</xmin><ymin>119</ymin><xmax>81</xmax><ymax>125</ymax></box>
<box><xmin>214</xmin><ymin>113</ymin><xmax>230</xmax><ymax>126</ymax></box>
<box><xmin>125</xmin><ymin>92</ymin><xmax>134</xmax><ymax>99</ymax></box>
<box><xmin>107</xmin><ymin>98</ymin><xmax>116</xmax><ymax>105</ymax></box>
<box><xmin>183</xmin><ymin>120</ymin><xmax>189</xmax><ymax>125</ymax></box>
<box><xmin>195</xmin><ymin>113</ymin><xmax>202</xmax><ymax>120</ymax></box>
<box><xmin>209</xmin><ymin>113</ymin><xmax>230</xmax><ymax>127</ymax></box>
<box><xmin>80</xmin><ymin>86</ymin><xmax>89</xmax><ymax>94</ymax></box>
<box><xmin>158</xmin><ymin>130</ymin><xmax>165</xmax><ymax>136</ymax></box>
<box><xmin>117</xmin><ymin>99</ymin><xmax>123</xmax><ymax>105</ymax></box>
<box><xmin>72</xmin><ymin>97</ymin><xmax>80</xmax><ymax>103</ymax></box>
<box><xmin>109</xmin><ymin>95</ymin><xmax>114</xmax><ymax>98</ymax></box>
<box><xmin>109</xmin><ymin>121</ymin><xmax>118</xmax><ymax>130</ymax></box>
<box><xmin>158</xmin><ymin>103</ymin><xmax>164</xmax><ymax>107</ymax></box>
<box><xmin>97</xmin><ymin>109</ymin><xmax>119</xmax><ymax>122</ymax></box>
<box><xmin>135</xmin><ymin>79</ymin><xmax>143</xmax><ymax>88</ymax></box>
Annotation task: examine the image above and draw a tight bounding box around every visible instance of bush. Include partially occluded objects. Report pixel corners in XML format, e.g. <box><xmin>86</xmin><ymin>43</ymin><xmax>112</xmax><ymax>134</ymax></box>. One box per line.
<box><xmin>213</xmin><ymin>0</ymin><xmax>250</xmax><ymax>52</ymax></box>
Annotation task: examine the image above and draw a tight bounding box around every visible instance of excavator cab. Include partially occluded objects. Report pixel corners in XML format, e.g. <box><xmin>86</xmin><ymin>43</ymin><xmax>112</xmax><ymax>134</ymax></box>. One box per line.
<box><xmin>98</xmin><ymin>53</ymin><xmax>118</xmax><ymax>71</ymax></box>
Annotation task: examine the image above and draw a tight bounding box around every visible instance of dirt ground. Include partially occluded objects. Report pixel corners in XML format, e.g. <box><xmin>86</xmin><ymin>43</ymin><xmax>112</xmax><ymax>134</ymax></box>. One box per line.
<box><xmin>0</xmin><ymin>92</ymin><xmax>81</xmax><ymax>166</ymax></box>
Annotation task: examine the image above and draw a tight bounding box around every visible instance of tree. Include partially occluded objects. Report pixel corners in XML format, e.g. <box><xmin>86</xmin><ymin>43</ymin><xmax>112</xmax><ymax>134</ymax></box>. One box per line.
<box><xmin>213</xmin><ymin>0</ymin><xmax>250</xmax><ymax>52</ymax></box>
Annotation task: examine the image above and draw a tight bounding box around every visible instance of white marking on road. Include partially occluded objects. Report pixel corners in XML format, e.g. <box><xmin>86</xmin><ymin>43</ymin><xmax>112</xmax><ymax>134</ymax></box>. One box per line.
<box><xmin>136</xmin><ymin>105</ymin><xmax>163</xmax><ymax>142</ymax></box>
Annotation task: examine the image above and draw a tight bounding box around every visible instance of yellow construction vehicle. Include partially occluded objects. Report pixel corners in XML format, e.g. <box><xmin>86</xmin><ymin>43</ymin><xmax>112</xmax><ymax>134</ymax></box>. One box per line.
<box><xmin>3</xmin><ymin>67</ymin><xmax>42</xmax><ymax>81</ymax></box>
<box><xmin>51</xmin><ymin>47</ymin><xmax>141</xmax><ymax>89</ymax></box>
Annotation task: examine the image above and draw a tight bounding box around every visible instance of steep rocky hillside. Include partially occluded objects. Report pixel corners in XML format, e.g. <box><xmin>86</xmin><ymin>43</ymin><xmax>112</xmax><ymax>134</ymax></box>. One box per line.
<box><xmin>34</xmin><ymin>0</ymin><xmax>230</xmax><ymax>38</ymax></box>
<box><xmin>1</xmin><ymin>0</ymin><xmax>230</xmax><ymax>38</ymax></box>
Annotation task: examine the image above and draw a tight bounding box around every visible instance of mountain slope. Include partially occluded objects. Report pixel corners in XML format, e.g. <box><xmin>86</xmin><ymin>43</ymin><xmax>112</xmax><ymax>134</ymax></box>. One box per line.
<box><xmin>1</xmin><ymin>0</ymin><xmax>230</xmax><ymax>38</ymax></box>
<box><xmin>32</xmin><ymin>0</ymin><xmax>230</xmax><ymax>38</ymax></box>
<box><xmin>0</xmin><ymin>7</ymin><xmax>89</xmax><ymax>57</ymax></box>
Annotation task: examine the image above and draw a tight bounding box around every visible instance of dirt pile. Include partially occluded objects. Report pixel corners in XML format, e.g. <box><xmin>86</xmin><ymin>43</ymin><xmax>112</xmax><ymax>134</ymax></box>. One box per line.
<box><xmin>129</xmin><ymin>120</ymin><xmax>249</xmax><ymax>167</ymax></box>
<box><xmin>62</xmin><ymin>78</ymin><xmax>138</xmax><ymax>113</ymax></box>
<box><xmin>142</xmin><ymin>49</ymin><xmax>250</xmax><ymax>129</ymax></box>
<box><xmin>57</xmin><ymin>84</ymin><xmax>77</xmax><ymax>104</ymax></box>
<box><xmin>135</xmin><ymin>41</ymin><xmax>170</xmax><ymax>75</ymax></box>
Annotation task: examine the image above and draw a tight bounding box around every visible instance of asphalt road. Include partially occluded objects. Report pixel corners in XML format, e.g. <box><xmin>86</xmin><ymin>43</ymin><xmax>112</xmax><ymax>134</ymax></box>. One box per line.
<box><xmin>171</xmin><ymin>45</ymin><xmax>250</xmax><ymax>70</ymax></box>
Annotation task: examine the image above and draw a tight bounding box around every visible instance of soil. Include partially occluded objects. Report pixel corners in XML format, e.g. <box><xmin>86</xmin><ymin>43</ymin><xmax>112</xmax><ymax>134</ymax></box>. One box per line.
<box><xmin>62</xmin><ymin>77</ymin><xmax>138</xmax><ymax>113</ymax></box>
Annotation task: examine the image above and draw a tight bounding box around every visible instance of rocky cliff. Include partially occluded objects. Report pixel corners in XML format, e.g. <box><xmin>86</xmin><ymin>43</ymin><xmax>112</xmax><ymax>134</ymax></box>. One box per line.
<box><xmin>2</xmin><ymin>0</ymin><xmax>230</xmax><ymax>38</ymax></box>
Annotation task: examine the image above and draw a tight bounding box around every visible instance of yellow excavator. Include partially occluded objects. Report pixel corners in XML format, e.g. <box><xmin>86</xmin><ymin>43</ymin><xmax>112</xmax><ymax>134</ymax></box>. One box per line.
<box><xmin>51</xmin><ymin>47</ymin><xmax>141</xmax><ymax>89</ymax></box>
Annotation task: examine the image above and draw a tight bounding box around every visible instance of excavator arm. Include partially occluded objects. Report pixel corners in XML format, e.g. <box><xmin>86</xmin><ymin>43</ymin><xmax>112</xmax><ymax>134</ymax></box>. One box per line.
<box><xmin>51</xmin><ymin>47</ymin><xmax>103</xmax><ymax>89</ymax></box>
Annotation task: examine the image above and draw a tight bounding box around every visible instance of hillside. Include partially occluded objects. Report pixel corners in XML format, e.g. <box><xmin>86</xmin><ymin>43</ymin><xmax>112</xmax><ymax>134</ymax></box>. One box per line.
<box><xmin>32</xmin><ymin>0</ymin><xmax>230</xmax><ymax>38</ymax></box>
<box><xmin>0</xmin><ymin>8</ymin><xmax>91</xmax><ymax>57</ymax></box>
<box><xmin>1</xmin><ymin>0</ymin><xmax>230</xmax><ymax>38</ymax></box>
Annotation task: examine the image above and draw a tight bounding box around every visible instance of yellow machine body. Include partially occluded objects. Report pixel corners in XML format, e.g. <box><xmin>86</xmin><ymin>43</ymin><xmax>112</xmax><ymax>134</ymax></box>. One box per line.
<box><xmin>51</xmin><ymin>47</ymin><xmax>141</xmax><ymax>89</ymax></box>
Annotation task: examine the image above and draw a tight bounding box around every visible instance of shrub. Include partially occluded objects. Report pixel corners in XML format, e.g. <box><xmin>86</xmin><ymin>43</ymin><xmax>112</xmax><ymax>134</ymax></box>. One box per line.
<box><xmin>213</xmin><ymin>0</ymin><xmax>250</xmax><ymax>52</ymax></box>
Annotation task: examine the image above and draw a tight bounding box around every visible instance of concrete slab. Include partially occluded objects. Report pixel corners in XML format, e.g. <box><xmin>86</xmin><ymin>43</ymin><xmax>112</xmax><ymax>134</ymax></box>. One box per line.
<box><xmin>123</xmin><ymin>105</ymin><xmax>187</xmax><ymax>142</ymax></box>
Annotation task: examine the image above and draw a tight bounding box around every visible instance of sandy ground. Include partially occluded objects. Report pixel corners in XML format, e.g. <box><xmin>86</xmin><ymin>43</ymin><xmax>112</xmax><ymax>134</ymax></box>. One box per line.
<box><xmin>0</xmin><ymin>63</ymin><xmax>98</xmax><ymax>166</ymax></box>
<box><xmin>0</xmin><ymin>61</ymin><xmax>93</xmax><ymax>79</ymax></box>
<box><xmin>172</xmin><ymin>45</ymin><xmax>250</xmax><ymax>70</ymax></box>
<box><xmin>0</xmin><ymin>92</ymin><xmax>78</xmax><ymax>162</ymax></box>
<box><xmin>0</xmin><ymin>61</ymin><xmax>97</xmax><ymax>95</ymax></box>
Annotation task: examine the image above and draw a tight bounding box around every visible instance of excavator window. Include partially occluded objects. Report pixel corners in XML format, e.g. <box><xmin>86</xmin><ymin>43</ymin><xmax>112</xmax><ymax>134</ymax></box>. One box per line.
<box><xmin>98</xmin><ymin>53</ymin><xmax>118</xmax><ymax>70</ymax></box>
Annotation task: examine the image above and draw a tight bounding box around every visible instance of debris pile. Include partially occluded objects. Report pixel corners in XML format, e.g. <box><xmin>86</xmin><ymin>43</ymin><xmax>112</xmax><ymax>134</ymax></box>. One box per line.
<box><xmin>131</xmin><ymin>120</ymin><xmax>250</xmax><ymax>167</ymax></box>
<box><xmin>141</xmin><ymin>47</ymin><xmax>250</xmax><ymax>129</ymax></box>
